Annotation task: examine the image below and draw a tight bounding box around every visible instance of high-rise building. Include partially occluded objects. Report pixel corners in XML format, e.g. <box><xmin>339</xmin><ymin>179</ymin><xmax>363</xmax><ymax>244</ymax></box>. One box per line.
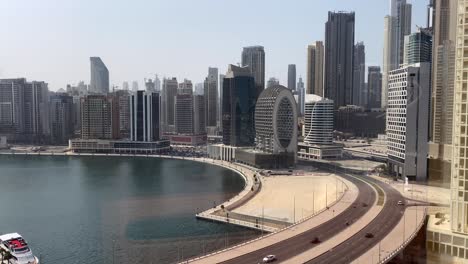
<box><xmin>222</xmin><ymin>65</ymin><xmax>257</xmax><ymax>147</ymax></box>
<box><xmin>353</xmin><ymin>42</ymin><xmax>366</xmax><ymax>106</ymax></box>
<box><xmin>429</xmin><ymin>0</ymin><xmax>457</xmax><ymax>182</ymax></box>
<box><xmin>382</xmin><ymin>0</ymin><xmax>412</xmax><ymax>108</ymax></box>
<box><xmin>23</xmin><ymin>81</ymin><xmax>50</xmax><ymax>142</ymax></box>
<box><xmin>403</xmin><ymin>29</ymin><xmax>433</xmax><ymax>65</ymax></box>
<box><xmin>386</xmin><ymin>63</ymin><xmax>430</xmax><ymax>181</ymax></box>
<box><xmin>175</xmin><ymin>93</ymin><xmax>194</xmax><ymax>135</ymax></box>
<box><xmin>115</xmin><ymin>90</ymin><xmax>130</xmax><ymax>139</ymax></box>
<box><xmin>154</xmin><ymin>75</ymin><xmax>161</xmax><ymax>92</ymax></box>
<box><xmin>122</xmin><ymin>81</ymin><xmax>129</xmax><ymax>91</ymax></box>
<box><xmin>451</xmin><ymin>0</ymin><xmax>468</xmax><ymax>235</ymax></box>
<box><xmin>367</xmin><ymin>66</ymin><xmax>382</xmax><ymax>109</ymax></box>
<box><xmin>194</xmin><ymin>95</ymin><xmax>206</xmax><ymax>135</ymax></box>
<box><xmin>0</xmin><ymin>79</ymin><xmax>25</xmax><ymax>138</ymax></box>
<box><xmin>382</xmin><ymin>15</ymin><xmax>399</xmax><ymax>108</ymax></box>
<box><xmin>161</xmin><ymin>77</ymin><xmax>178</xmax><ymax>133</ymax></box>
<box><xmin>132</xmin><ymin>81</ymin><xmax>139</xmax><ymax>92</ymax></box>
<box><xmin>297</xmin><ymin>77</ymin><xmax>305</xmax><ymax>116</ymax></box>
<box><xmin>130</xmin><ymin>91</ymin><xmax>160</xmax><ymax>142</ymax></box>
<box><xmin>89</xmin><ymin>57</ymin><xmax>109</xmax><ymax>94</ymax></box>
<box><xmin>219</xmin><ymin>74</ymin><xmax>225</xmax><ymax>131</ymax></box>
<box><xmin>288</xmin><ymin>64</ymin><xmax>296</xmax><ymax>91</ymax></box>
<box><xmin>307</xmin><ymin>41</ymin><xmax>324</xmax><ymax>96</ymax></box>
<box><xmin>49</xmin><ymin>93</ymin><xmax>74</xmax><ymax>144</ymax></box>
<box><xmin>241</xmin><ymin>46</ymin><xmax>265</xmax><ymax>96</ymax></box>
<box><xmin>80</xmin><ymin>95</ymin><xmax>119</xmax><ymax>140</ymax></box>
<box><xmin>145</xmin><ymin>79</ymin><xmax>156</xmax><ymax>92</ymax></box>
<box><xmin>178</xmin><ymin>79</ymin><xmax>193</xmax><ymax>95</ymax></box>
<box><xmin>267</xmin><ymin>77</ymin><xmax>280</xmax><ymax>88</ymax></box>
<box><xmin>393</xmin><ymin>0</ymin><xmax>412</xmax><ymax>66</ymax></box>
<box><xmin>303</xmin><ymin>95</ymin><xmax>334</xmax><ymax>145</ymax></box>
<box><xmin>324</xmin><ymin>11</ymin><xmax>355</xmax><ymax>109</ymax></box>
<box><xmin>204</xmin><ymin>67</ymin><xmax>218</xmax><ymax>127</ymax></box>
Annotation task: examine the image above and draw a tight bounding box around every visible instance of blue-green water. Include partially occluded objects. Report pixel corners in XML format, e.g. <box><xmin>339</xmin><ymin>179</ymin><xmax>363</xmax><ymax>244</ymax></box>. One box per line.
<box><xmin>0</xmin><ymin>155</ymin><xmax>259</xmax><ymax>263</ymax></box>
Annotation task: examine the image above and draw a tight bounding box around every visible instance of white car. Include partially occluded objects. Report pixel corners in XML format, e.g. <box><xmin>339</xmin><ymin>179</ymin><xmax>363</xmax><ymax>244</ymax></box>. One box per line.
<box><xmin>263</xmin><ymin>255</ymin><xmax>276</xmax><ymax>263</ymax></box>
<box><xmin>397</xmin><ymin>201</ymin><xmax>404</xmax><ymax>205</ymax></box>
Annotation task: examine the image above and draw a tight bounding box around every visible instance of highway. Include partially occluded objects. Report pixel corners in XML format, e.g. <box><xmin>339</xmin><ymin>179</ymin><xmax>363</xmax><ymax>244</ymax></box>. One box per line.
<box><xmin>220</xmin><ymin>173</ymin><xmax>378</xmax><ymax>264</ymax></box>
<box><xmin>306</xmin><ymin>177</ymin><xmax>404</xmax><ymax>263</ymax></box>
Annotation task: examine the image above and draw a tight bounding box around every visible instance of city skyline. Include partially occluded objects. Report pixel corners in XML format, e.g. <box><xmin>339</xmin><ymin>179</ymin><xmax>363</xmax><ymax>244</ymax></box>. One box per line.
<box><xmin>0</xmin><ymin>0</ymin><xmax>426</xmax><ymax>91</ymax></box>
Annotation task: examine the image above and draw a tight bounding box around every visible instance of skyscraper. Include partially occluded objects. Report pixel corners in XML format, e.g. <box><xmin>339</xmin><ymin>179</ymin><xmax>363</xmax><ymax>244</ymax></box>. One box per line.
<box><xmin>193</xmin><ymin>94</ymin><xmax>206</xmax><ymax>135</ymax></box>
<box><xmin>307</xmin><ymin>41</ymin><xmax>324</xmax><ymax>96</ymax></box>
<box><xmin>80</xmin><ymin>95</ymin><xmax>118</xmax><ymax>140</ymax></box>
<box><xmin>382</xmin><ymin>0</ymin><xmax>412</xmax><ymax>108</ymax></box>
<box><xmin>241</xmin><ymin>46</ymin><xmax>265</xmax><ymax>96</ymax></box>
<box><xmin>178</xmin><ymin>79</ymin><xmax>193</xmax><ymax>95</ymax></box>
<box><xmin>175</xmin><ymin>93</ymin><xmax>194</xmax><ymax>135</ymax></box>
<box><xmin>393</xmin><ymin>0</ymin><xmax>412</xmax><ymax>66</ymax></box>
<box><xmin>403</xmin><ymin>29</ymin><xmax>433</xmax><ymax>65</ymax></box>
<box><xmin>204</xmin><ymin>67</ymin><xmax>218</xmax><ymax>127</ymax></box>
<box><xmin>324</xmin><ymin>12</ymin><xmax>355</xmax><ymax>109</ymax></box>
<box><xmin>386</xmin><ymin>63</ymin><xmax>430</xmax><ymax>181</ymax></box>
<box><xmin>367</xmin><ymin>66</ymin><xmax>382</xmax><ymax>109</ymax></box>
<box><xmin>132</xmin><ymin>81</ymin><xmax>139</xmax><ymax>92</ymax></box>
<box><xmin>451</xmin><ymin>0</ymin><xmax>468</xmax><ymax>236</ymax></box>
<box><xmin>23</xmin><ymin>81</ymin><xmax>50</xmax><ymax>142</ymax></box>
<box><xmin>145</xmin><ymin>79</ymin><xmax>156</xmax><ymax>92</ymax></box>
<box><xmin>161</xmin><ymin>77</ymin><xmax>178</xmax><ymax>133</ymax></box>
<box><xmin>382</xmin><ymin>15</ymin><xmax>398</xmax><ymax>108</ymax></box>
<box><xmin>267</xmin><ymin>77</ymin><xmax>280</xmax><ymax>88</ymax></box>
<box><xmin>222</xmin><ymin>65</ymin><xmax>257</xmax><ymax>147</ymax></box>
<box><xmin>115</xmin><ymin>90</ymin><xmax>130</xmax><ymax>139</ymax></box>
<box><xmin>154</xmin><ymin>75</ymin><xmax>161</xmax><ymax>92</ymax></box>
<box><xmin>130</xmin><ymin>91</ymin><xmax>160</xmax><ymax>142</ymax></box>
<box><xmin>353</xmin><ymin>42</ymin><xmax>366</xmax><ymax>106</ymax></box>
<box><xmin>89</xmin><ymin>57</ymin><xmax>109</xmax><ymax>94</ymax></box>
<box><xmin>297</xmin><ymin>77</ymin><xmax>305</xmax><ymax>116</ymax></box>
<box><xmin>429</xmin><ymin>0</ymin><xmax>457</xmax><ymax>179</ymax></box>
<box><xmin>288</xmin><ymin>64</ymin><xmax>296</xmax><ymax>91</ymax></box>
<box><xmin>49</xmin><ymin>93</ymin><xmax>74</xmax><ymax>144</ymax></box>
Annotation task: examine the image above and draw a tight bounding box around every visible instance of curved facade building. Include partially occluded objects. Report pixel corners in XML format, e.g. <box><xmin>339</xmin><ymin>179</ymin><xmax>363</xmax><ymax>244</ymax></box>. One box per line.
<box><xmin>254</xmin><ymin>85</ymin><xmax>297</xmax><ymax>154</ymax></box>
<box><xmin>90</xmin><ymin>57</ymin><xmax>109</xmax><ymax>94</ymax></box>
<box><xmin>303</xmin><ymin>94</ymin><xmax>334</xmax><ymax>145</ymax></box>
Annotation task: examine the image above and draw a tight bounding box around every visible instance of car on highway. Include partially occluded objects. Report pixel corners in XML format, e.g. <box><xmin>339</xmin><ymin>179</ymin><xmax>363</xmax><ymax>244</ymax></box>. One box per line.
<box><xmin>397</xmin><ymin>200</ymin><xmax>404</xmax><ymax>205</ymax></box>
<box><xmin>365</xmin><ymin>232</ymin><xmax>374</xmax><ymax>238</ymax></box>
<box><xmin>262</xmin><ymin>255</ymin><xmax>276</xmax><ymax>263</ymax></box>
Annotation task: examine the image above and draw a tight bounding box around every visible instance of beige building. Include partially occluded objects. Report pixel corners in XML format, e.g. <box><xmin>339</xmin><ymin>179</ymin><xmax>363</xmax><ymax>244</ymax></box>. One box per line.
<box><xmin>306</xmin><ymin>41</ymin><xmax>324</xmax><ymax>96</ymax></box>
<box><xmin>429</xmin><ymin>0</ymin><xmax>458</xmax><ymax>183</ymax></box>
<box><xmin>427</xmin><ymin>1</ymin><xmax>468</xmax><ymax>261</ymax></box>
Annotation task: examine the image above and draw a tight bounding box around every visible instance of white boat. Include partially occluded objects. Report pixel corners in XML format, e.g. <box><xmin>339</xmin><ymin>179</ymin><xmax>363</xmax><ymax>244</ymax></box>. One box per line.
<box><xmin>0</xmin><ymin>233</ymin><xmax>39</xmax><ymax>264</ymax></box>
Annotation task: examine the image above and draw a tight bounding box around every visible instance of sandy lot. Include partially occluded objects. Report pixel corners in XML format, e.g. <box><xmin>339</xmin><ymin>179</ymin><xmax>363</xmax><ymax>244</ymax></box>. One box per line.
<box><xmin>234</xmin><ymin>173</ymin><xmax>344</xmax><ymax>223</ymax></box>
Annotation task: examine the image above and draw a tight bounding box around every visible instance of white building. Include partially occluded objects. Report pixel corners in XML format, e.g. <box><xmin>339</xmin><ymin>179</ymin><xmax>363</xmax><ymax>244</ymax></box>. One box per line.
<box><xmin>386</xmin><ymin>62</ymin><xmax>430</xmax><ymax>181</ymax></box>
<box><xmin>298</xmin><ymin>94</ymin><xmax>342</xmax><ymax>160</ymax></box>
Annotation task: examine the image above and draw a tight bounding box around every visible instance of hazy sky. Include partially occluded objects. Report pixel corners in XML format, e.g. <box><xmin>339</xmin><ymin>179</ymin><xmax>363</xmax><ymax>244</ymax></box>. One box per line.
<box><xmin>1</xmin><ymin>0</ymin><xmax>426</xmax><ymax>91</ymax></box>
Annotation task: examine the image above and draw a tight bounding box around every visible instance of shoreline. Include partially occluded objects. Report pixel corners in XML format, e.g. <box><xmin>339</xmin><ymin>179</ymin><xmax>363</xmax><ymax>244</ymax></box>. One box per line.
<box><xmin>0</xmin><ymin>151</ymin><xmax>258</xmax><ymax>214</ymax></box>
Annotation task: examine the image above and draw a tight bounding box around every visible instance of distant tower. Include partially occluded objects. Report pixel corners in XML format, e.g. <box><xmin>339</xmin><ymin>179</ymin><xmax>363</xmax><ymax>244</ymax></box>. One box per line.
<box><xmin>324</xmin><ymin>12</ymin><xmax>355</xmax><ymax>109</ymax></box>
<box><xmin>241</xmin><ymin>46</ymin><xmax>265</xmax><ymax>96</ymax></box>
<box><xmin>89</xmin><ymin>57</ymin><xmax>109</xmax><ymax>94</ymax></box>
<box><xmin>353</xmin><ymin>42</ymin><xmax>366</xmax><ymax>107</ymax></box>
<box><xmin>367</xmin><ymin>66</ymin><xmax>382</xmax><ymax>109</ymax></box>
<box><xmin>307</xmin><ymin>41</ymin><xmax>324</xmax><ymax>96</ymax></box>
<box><xmin>288</xmin><ymin>64</ymin><xmax>296</xmax><ymax>91</ymax></box>
<box><xmin>204</xmin><ymin>67</ymin><xmax>218</xmax><ymax>127</ymax></box>
<box><xmin>132</xmin><ymin>81</ymin><xmax>139</xmax><ymax>92</ymax></box>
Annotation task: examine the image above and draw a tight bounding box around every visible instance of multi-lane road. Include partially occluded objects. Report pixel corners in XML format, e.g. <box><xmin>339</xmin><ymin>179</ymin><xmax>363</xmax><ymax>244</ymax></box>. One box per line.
<box><xmin>219</xmin><ymin>170</ymin><xmax>405</xmax><ymax>264</ymax></box>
